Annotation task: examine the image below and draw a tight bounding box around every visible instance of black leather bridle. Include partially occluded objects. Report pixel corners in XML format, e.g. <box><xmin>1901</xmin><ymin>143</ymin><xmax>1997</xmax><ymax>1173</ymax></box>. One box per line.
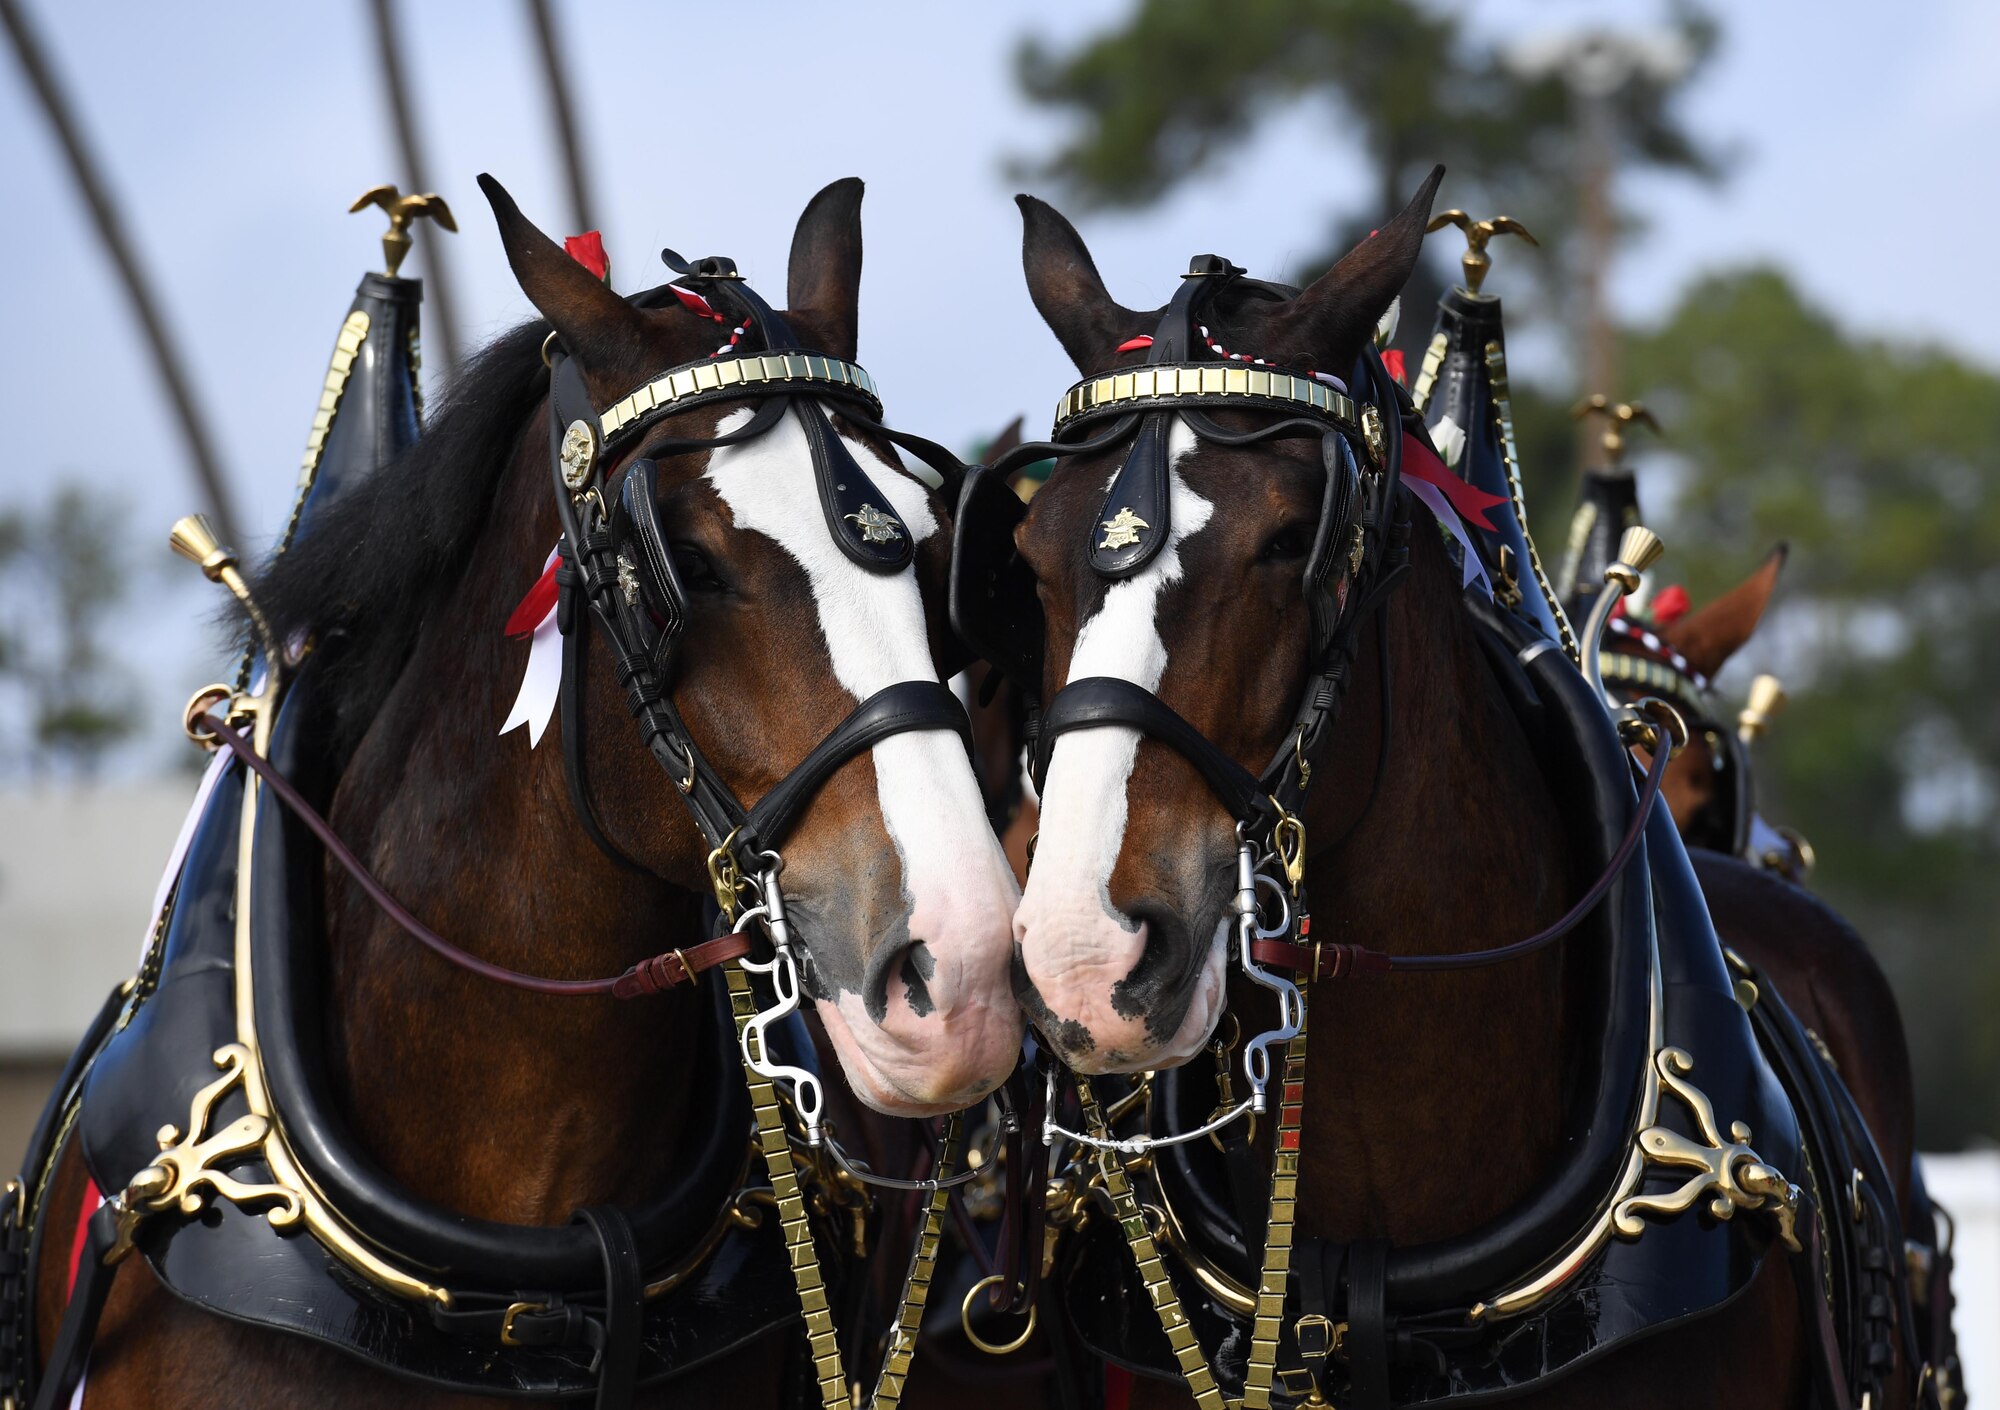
<box><xmin>951</xmin><ymin>255</ymin><xmax>1417</xmax><ymax>860</ymax></box>
<box><xmin>546</xmin><ymin>254</ymin><xmax>976</xmax><ymax>908</ymax></box>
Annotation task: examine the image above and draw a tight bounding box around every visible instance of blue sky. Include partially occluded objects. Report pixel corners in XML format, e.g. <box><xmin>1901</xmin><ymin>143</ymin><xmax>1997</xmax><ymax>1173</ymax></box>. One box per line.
<box><xmin>2</xmin><ymin>0</ymin><xmax>1993</xmax><ymax>776</ymax></box>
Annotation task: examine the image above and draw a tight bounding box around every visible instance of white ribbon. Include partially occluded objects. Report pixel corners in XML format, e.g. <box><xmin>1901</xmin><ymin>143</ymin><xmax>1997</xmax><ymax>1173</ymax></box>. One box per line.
<box><xmin>1406</xmin><ymin>475</ymin><xmax>1493</xmax><ymax>599</ymax></box>
<box><xmin>500</xmin><ymin>546</ymin><xmax>564</xmax><ymax>748</ymax></box>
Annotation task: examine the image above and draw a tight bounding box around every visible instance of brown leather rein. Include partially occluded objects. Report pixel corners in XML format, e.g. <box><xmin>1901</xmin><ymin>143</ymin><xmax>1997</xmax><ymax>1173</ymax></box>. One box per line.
<box><xmin>201</xmin><ymin>713</ymin><xmax>750</xmax><ymax>998</ymax></box>
<box><xmin>1251</xmin><ymin>734</ymin><xmax>1670</xmax><ymax>981</ymax></box>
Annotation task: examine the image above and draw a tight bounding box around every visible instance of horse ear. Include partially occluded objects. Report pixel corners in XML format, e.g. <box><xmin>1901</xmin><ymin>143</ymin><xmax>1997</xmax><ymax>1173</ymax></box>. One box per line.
<box><xmin>1664</xmin><ymin>544</ymin><xmax>1788</xmax><ymax>681</ymax></box>
<box><xmin>787</xmin><ymin>177</ymin><xmax>864</xmax><ymax>361</ymax></box>
<box><xmin>1260</xmin><ymin>164</ymin><xmax>1445</xmax><ymax>373</ymax></box>
<box><xmin>1018</xmin><ymin>195</ymin><xmax>1144</xmax><ymax>374</ymax></box>
<box><xmin>477</xmin><ymin>173</ymin><xmax>646</xmax><ymax>375</ymax></box>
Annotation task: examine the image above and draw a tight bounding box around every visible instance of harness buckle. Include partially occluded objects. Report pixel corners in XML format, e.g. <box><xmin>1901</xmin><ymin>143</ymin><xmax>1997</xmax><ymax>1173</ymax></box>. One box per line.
<box><xmin>706</xmin><ymin>828</ymin><xmax>748</xmax><ymax>920</ymax></box>
<box><xmin>499</xmin><ymin>1300</ymin><xmax>548</xmax><ymax>1347</ymax></box>
<box><xmin>1361</xmin><ymin>404</ymin><xmax>1387</xmax><ymax>470</ymax></box>
<box><xmin>1293</xmin><ymin>1313</ymin><xmax>1345</xmax><ymax>1360</ymax></box>
<box><xmin>1271</xmin><ymin>802</ymin><xmax>1308</xmax><ymax>898</ymax></box>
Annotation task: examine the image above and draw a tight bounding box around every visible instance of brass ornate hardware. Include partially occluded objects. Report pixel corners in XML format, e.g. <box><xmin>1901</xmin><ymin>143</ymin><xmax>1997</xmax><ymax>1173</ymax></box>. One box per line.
<box><xmin>1483</xmin><ymin>343</ymin><xmax>1579</xmax><ymax>661</ymax></box>
<box><xmin>844</xmin><ymin>503</ymin><xmax>905</xmax><ymax>545</ymax></box>
<box><xmin>349</xmin><ymin>184</ymin><xmax>458</xmax><ymax>279</ymax></box>
<box><xmin>105</xmin><ymin>1044</ymin><xmax>304</xmax><ymax>1264</ymax></box>
<box><xmin>1426</xmin><ymin>210</ymin><xmax>1539</xmax><ymax>296</ymax></box>
<box><xmin>1098</xmin><ymin>506</ymin><xmax>1149</xmax><ymax>551</ymax></box>
<box><xmin>1613</xmin><ymin>1047</ymin><xmax>1802</xmax><ymax>1253</ymax></box>
<box><xmin>559</xmin><ymin>418</ymin><xmax>597</xmax><ymax>491</ymax></box>
<box><xmin>1581</xmin><ymin>522</ymin><xmax>1666</xmax><ymax>704</ymax></box>
<box><xmin>1572</xmin><ymin>395</ymin><xmax>1661</xmax><ymax>470</ymax></box>
<box><xmin>1360</xmin><ymin>403</ymin><xmax>1387</xmax><ymax>469</ymax></box>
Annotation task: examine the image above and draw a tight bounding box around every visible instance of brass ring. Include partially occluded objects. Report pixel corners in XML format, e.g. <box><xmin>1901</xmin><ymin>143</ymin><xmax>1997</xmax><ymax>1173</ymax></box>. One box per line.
<box><xmin>670</xmin><ymin>737</ymin><xmax>697</xmax><ymax>794</ymax></box>
<box><xmin>540</xmin><ymin>330</ymin><xmax>561</xmax><ymax>368</ymax></box>
<box><xmin>960</xmin><ymin>1275</ymin><xmax>1036</xmax><ymax>1355</ymax></box>
<box><xmin>1636</xmin><ymin>696</ymin><xmax>1690</xmax><ymax>757</ymax></box>
<box><xmin>182</xmin><ymin>683</ymin><xmax>233</xmax><ymax>747</ymax></box>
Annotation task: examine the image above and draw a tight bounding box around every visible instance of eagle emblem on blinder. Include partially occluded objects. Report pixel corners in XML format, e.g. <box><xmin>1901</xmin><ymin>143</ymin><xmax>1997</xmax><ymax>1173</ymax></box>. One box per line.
<box><xmin>1099</xmin><ymin>506</ymin><xmax>1149</xmax><ymax>551</ymax></box>
<box><xmin>844</xmin><ymin>503</ymin><xmax>904</xmax><ymax>544</ymax></box>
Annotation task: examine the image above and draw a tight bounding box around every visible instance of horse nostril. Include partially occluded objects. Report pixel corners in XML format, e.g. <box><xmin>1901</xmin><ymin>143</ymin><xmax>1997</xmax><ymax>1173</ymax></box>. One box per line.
<box><xmin>862</xmin><ymin>936</ymin><xmax>936</xmax><ymax>1024</ymax></box>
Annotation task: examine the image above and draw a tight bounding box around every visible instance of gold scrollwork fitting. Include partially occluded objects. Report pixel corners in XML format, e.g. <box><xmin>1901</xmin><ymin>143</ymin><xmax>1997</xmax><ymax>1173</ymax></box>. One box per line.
<box><xmin>1613</xmin><ymin>1047</ymin><xmax>1802</xmax><ymax>1253</ymax></box>
<box><xmin>559</xmin><ymin>418</ymin><xmax>597</xmax><ymax>491</ymax></box>
<box><xmin>106</xmin><ymin>1044</ymin><xmax>304</xmax><ymax>1264</ymax></box>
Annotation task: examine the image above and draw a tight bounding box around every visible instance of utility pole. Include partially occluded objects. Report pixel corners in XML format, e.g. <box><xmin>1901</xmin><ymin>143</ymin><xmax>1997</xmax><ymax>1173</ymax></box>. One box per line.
<box><xmin>1506</xmin><ymin>28</ymin><xmax>1692</xmax><ymax>466</ymax></box>
<box><xmin>523</xmin><ymin>0</ymin><xmax>597</xmax><ymax>238</ymax></box>
<box><xmin>364</xmin><ymin>0</ymin><xmax>462</xmax><ymax>373</ymax></box>
<box><xmin>1</xmin><ymin>0</ymin><xmax>244</xmax><ymax>548</ymax></box>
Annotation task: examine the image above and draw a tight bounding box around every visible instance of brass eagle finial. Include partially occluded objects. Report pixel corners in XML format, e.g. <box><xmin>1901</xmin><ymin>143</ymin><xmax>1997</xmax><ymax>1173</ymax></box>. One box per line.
<box><xmin>349</xmin><ymin>184</ymin><xmax>458</xmax><ymax>278</ymax></box>
<box><xmin>1425</xmin><ymin>210</ymin><xmax>1539</xmax><ymax>296</ymax></box>
<box><xmin>1571</xmin><ymin>394</ymin><xmax>1662</xmax><ymax>469</ymax></box>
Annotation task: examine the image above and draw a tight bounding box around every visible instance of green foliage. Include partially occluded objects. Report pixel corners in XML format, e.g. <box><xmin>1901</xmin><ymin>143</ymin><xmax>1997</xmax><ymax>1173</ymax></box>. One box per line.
<box><xmin>1014</xmin><ymin>0</ymin><xmax>1720</xmax><ymax>299</ymax></box>
<box><xmin>0</xmin><ymin>484</ymin><xmax>135</xmax><ymax>777</ymax></box>
<box><xmin>1611</xmin><ymin>269</ymin><xmax>2000</xmax><ymax>1145</ymax></box>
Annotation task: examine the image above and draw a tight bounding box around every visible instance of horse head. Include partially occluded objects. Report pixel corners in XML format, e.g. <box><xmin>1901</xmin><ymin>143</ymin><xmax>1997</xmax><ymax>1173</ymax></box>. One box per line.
<box><xmin>1001</xmin><ymin>172</ymin><xmax>1441</xmax><ymax>1072</ymax></box>
<box><xmin>477</xmin><ymin>177</ymin><xmax>1022</xmax><ymax>1114</ymax></box>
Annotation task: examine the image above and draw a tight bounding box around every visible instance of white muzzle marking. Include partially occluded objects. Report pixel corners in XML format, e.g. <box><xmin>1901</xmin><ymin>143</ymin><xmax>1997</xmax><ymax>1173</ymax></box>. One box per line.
<box><xmin>705</xmin><ymin>407</ymin><xmax>1020</xmax><ymax>1108</ymax></box>
<box><xmin>1013</xmin><ymin>422</ymin><xmax>1227</xmax><ymax>1068</ymax></box>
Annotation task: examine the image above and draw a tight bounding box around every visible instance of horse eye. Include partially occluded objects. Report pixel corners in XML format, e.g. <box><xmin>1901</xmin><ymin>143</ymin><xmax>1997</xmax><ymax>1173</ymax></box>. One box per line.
<box><xmin>1257</xmin><ymin>523</ymin><xmax>1314</xmax><ymax>563</ymax></box>
<box><xmin>671</xmin><ymin>542</ymin><xmax>727</xmax><ymax>592</ymax></box>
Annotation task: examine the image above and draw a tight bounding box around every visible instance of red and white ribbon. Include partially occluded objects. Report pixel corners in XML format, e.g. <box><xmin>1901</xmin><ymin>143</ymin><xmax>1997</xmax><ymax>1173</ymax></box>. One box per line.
<box><xmin>500</xmin><ymin>545</ymin><xmax>564</xmax><ymax>748</ymax></box>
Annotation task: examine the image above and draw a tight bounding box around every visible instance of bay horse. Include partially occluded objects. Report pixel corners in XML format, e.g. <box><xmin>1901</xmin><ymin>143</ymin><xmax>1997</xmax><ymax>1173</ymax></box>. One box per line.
<box><xmin>991</xmin><ymin>174</ymin><xmax>1927</xmax><ymax>1407</ymax></box>
<box><xmin>26</xmin><ymin>177</ymin><xmax>1021</xmax><ymax>1407</ymax></box>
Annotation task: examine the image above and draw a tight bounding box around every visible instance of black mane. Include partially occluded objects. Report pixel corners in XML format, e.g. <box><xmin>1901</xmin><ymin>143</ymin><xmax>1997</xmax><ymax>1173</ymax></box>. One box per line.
<box><xmin>252</xmin><ymin>318</ymin><xmax>550</xmax><ymax>763</ymax></box>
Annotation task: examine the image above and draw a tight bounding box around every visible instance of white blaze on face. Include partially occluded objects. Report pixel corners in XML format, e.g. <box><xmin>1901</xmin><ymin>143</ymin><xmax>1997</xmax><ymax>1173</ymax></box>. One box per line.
<box><xmin>1014</xmin><ymin>422</ymin><xmax>1228</xmax><ymax>1069</ymax></box>
<box><xmin>704</xmin><ymin>407</ymin><xmax>1021</xmax><ymax>1110</ymax></box>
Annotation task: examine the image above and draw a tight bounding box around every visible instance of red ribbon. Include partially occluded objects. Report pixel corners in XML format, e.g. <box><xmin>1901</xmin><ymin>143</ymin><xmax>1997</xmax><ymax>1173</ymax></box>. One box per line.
<box><xmin>1382</xmin><ymin>348</ymin><xmax>1406</xmax><ymax>385</ymax></box>
<box><xmin>1115</xmin><ymin>334</ymin><xmax>1153</xmax><ymax>353</ymax></box>
<box><xmin>1400</xmin><ymin>431</ymin><xmax>1508</xmax><ymax>532</ymax></box>
<box><xmin>504</xmin><ymin>559</ymin><xmax>560</xmax><ymax>639</ymax></box>
<box><xmin>1649</xmin><ymin>583</ymin><xmax>1691</xmax><ymax>627</ymax></box>
<box><xmin>563</xmin><ymin>231</ymin><xmax>609</xmax><ymax>282</ymax></box>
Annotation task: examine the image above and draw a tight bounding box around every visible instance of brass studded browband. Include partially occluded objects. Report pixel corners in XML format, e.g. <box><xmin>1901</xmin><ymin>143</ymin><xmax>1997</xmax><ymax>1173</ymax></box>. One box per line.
<box><xmin>1601</xmin><ymin>650</ymin><xmax>1707</xmax><ymax>714</ymax></box>
<box><xmin>598</xmin><ymin>352</ymin><xmax>883</xmax><ymax>445</ymax></box>
<box><xmin>1052</xmin><ymin>362</ymin><xmax>1356</xmax><ymax>437</ymax></box>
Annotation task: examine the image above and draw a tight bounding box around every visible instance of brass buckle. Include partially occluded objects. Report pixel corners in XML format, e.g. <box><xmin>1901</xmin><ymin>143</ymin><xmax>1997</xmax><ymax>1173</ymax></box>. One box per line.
<box><xmin>500</xmin><ymin>1300</ymin><xmax>547</xmax><ymax>1347</ymax></box>
<box><xmin>1295</xmin><ymin>1313</ymin><xmax>1347</xmax><ymax>1361</ymax></box>
<box><xmin>706</xmin><ymin>827</ymin><xmax>747</xmax><ymax>920</ymax></box>
<box><xmin>1270</xmin><ymin>800</ymin><xmax>1308</xmax><ymax>897</ymax></box>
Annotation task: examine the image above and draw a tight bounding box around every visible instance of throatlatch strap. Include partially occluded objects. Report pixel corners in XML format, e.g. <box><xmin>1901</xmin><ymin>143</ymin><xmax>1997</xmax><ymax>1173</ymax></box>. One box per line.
<box><xmin>31</xmin><ymin>1202</ymin><xmax>119</xmax><ymax>1410</ymax></box>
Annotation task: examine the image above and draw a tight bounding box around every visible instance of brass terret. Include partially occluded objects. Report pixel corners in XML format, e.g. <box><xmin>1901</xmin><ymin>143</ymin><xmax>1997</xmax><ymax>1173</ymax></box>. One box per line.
<box><xmin>171</xmin><ymin>514</ymin><xmax>279</xmax><ymax>665</ymax></box>
<box><xmin>1572</xmin><ymin>395</ymin><xmax>1661</xmax><ymax>470</ymax></box>
<box><xmin>1426</xmin><ymin>210</ymin><xmax>1539</xmax><ymax>296</ymax></box>
<box><xmin>1737</xmin><ymin>673</ymin><xmax>1787</xmax><ymax>746</ymax></box>
<box><xmin>349</xmin><ymin>184</ymin><xmax>458</xmax><ymax>279</ymax></box>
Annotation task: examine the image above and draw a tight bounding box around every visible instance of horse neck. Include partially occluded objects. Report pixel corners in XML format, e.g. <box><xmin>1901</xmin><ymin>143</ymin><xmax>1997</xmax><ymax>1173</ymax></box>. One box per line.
<box><xmin>1290</xmin><ymin>527</ymin><xmax>1575</xmax><ymax>1246</ymax></box>
<box><xmin>321</xmin><ymin>422</ymin><xmax>707</xmax><ymax>1225</ymax></box>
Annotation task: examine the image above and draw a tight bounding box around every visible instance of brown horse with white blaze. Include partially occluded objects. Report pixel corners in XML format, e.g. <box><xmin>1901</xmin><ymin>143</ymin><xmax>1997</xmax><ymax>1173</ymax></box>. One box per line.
<box><xmin>28</xmin><ymin>176</ymin><xmax>1020</xmax><ymax>1408</ymax></box>
<box><xmin>1002</xmin><ymin>174</ymin><xmax>1900</xmax><ymax>1406</ymax></box>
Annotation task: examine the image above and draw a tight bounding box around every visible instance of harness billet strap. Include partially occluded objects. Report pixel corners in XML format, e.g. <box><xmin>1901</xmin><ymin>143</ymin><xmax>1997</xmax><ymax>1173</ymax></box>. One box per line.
<box><xmin>544</xmin><ymin>259</ymin><xmax>973</xmax><ymax>884</ymax></box>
